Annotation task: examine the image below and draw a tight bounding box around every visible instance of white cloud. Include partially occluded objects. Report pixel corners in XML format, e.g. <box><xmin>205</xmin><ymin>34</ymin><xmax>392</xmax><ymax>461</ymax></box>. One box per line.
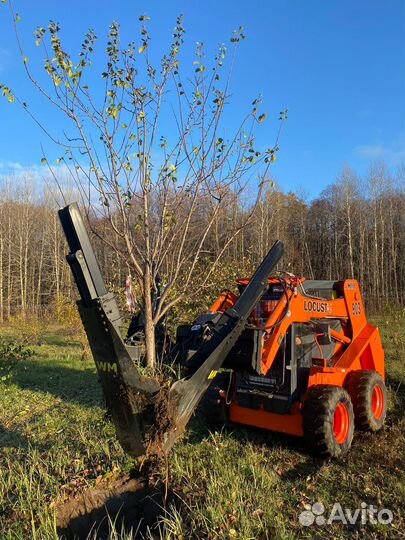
<box><xmin>354</xmin><ymin>133</ymin><xmax>405</xmax><ymax>167</ymax></box>
<box><xmin>0</xmin><ymin>159</ymin><xmax>42</xmax><ymax>176</ymax></box>
<box><xmin>0</xmin><ymin>158</ymin><xmax>103</xmax><ymax>210</ymax></box>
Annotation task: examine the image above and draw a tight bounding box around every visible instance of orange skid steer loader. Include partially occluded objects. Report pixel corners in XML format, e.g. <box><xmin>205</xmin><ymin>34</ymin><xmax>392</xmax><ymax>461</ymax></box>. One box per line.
<box><xmin>59</xmin><ymin>203</ymin><xmax>387</xmax><ymax>458</ymax></box>
<box><xmin>180</xmin><ymin>276</ymin><xmax>387</xmax><ymax>457</ymax></box>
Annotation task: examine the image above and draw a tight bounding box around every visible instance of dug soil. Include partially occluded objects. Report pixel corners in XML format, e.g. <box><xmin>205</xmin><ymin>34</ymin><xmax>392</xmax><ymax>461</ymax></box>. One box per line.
<box><xmin>55</xmin><ymin>473</ymin><xmax>164</xmax><ymax>539</ymax></box>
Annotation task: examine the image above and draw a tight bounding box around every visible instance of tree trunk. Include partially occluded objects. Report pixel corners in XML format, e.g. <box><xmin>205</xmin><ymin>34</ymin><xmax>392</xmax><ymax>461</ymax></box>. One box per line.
<box><xmin>143</xmin><ymin>268</ymin><xmax>156</xmax><ymax>368</ymax></box>
<box><xmin>0</xmin><ymin>229</ymin><xmax>3</xmax><ymax>323</ymax></box>
<box><xmin>7</xmin><ymin>208</ymin><xmax>11</xmax><ymax>319</ymax></box>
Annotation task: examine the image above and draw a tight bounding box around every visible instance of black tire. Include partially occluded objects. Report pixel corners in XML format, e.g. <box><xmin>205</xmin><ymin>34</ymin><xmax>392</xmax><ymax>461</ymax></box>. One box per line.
<box><xmin>197</xmin><ymin>371</ymin><xmax>232</xmax><ymax>429</ymax></box>
<box><xmin>303</xmin><ymin>385</ymin><xmax>354</xmax><ymax>458</ymax></box>
<box><xmin>345</xmin><ymin>370</ymin><xmax>387</xmax><ymax>431</ymax></box>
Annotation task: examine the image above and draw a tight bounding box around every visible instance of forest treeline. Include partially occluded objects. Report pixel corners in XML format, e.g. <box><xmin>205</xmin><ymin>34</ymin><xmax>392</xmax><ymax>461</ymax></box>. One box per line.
<box><xmin>0</xmin><ymin>162</ymin><xmax>404</xmax><ymax>322</ymax></box>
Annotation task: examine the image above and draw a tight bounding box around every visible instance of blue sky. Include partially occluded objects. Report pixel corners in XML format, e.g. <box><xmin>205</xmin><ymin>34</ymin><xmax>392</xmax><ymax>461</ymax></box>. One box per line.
<box><xmin>0</xmin><ymin>0</ymin><xmax>404</xmax><ymax>199</ymax></box>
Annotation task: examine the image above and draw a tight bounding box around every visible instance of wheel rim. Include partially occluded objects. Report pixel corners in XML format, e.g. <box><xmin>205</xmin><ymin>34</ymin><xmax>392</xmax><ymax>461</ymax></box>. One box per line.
<box><xmin>371</xmin><ymin>384</ymin><xmax>384</xmax><ymax>420</ymax></box>
<box><xmin>333</xmin><ymin>402</ymin><xmax>350</xmax><ymax>444</ymax></box>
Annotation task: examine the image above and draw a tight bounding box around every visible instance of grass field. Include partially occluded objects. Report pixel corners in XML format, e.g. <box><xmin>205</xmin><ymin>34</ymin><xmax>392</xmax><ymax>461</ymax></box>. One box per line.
<box><xmin>1</xmin><ymin>314</ymin><xmax>404</xmax><ymax>540</ymax></box>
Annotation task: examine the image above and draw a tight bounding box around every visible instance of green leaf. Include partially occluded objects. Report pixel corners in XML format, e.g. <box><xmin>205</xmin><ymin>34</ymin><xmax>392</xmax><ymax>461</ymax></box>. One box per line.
<box><xmin>41</xmin><ymin>158</ymin><xmax>47</xmax><ymax>165</ymax></box>
<box><xmin>7</xmin><ymin>95</ymin><xmax>14</xmax><ymax>103</ymax></box>
<box><xmin>258</xmin><ymin>113</ymin><xmax>267</xmax><ymax>123</ymax></box>
<box><xmin>52</xmin><ymin>74</ymin><xmax>62</xmax><ymax>87</ymax></box>
<box><xmin>138</xmin><ymin>46</ymin><xmax>145</xmax><ymax>54</ymax></box>
<box><xmin>15</xmin><ymin>13</ymin><xmax>21</xmax><ymax>22</ymax></box>
<box><xmin>23</xmin><ymin>56</ymin><xmax>28</xmax><ymax>64</ymax></box>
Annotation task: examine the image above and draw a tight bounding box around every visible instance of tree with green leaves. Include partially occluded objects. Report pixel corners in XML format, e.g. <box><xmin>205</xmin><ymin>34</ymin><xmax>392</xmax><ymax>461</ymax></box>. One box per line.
<box><xmin>2</xmin><ymin>1</ymin><xmax>286</xmax><ymax>368</ymax></box>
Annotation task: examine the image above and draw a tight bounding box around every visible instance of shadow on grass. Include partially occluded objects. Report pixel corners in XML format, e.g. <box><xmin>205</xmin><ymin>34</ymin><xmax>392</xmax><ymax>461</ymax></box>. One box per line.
<box><xmin>187</xmin><ymin>413</ymin><xmax>308</xmax><ymax>455</ymax></box>
<box><xmin>12</xmin><ymin>360</ymin><xmax>103</xmax><ymax>408</ymax></box>
<box><xmin>186</xmin><ymin>374</ymin><xmax>405</xmax><ymax>481</ymax></box>
<box><xmin>0</xmin><ymin>423</ymin><xmax>52</xmax><ymax>452</ymax></box>
<box><xmin>44</xmin><ymin>334</ymin><xmax>82</xmax><ymax>350</ymax></box>
<box><xmin>386</xmin><ymin>374</ymin><xmax>405</xmax><ymax>416</ymax></box>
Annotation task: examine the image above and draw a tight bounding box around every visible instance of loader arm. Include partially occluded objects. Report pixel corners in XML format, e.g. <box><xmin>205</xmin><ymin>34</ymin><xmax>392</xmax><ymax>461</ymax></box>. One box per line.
<box><xmin>59</xmin><ymin>203</ymin><xmax>159</xmax><ymax>457</ymax></box>
<box><xmin>160</xmin><ymin>240</ymin><xmax>284</xmax><ymax>453</ymax></box>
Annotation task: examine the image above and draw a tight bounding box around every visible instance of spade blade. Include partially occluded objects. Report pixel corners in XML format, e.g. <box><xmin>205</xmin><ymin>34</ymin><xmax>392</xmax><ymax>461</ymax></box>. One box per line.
<box><xmin>160</xmin><ymin>240</ymin><xmax>284</xmax><ymax>453</ymax></box>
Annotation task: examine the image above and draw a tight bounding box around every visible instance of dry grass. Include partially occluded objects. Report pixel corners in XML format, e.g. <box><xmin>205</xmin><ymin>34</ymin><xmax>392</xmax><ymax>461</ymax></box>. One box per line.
<box><xmin>0</xmin><ymin>314</ymin><xmax>404</xmax><ymax>539</ymax></box>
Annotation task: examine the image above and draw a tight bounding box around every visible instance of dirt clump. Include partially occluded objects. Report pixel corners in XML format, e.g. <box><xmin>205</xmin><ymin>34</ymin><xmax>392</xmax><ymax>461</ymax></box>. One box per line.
<box><xmin>145</xmin><ymin>387</ymin><xmax>175</xmax><ymax>457</ymax></box>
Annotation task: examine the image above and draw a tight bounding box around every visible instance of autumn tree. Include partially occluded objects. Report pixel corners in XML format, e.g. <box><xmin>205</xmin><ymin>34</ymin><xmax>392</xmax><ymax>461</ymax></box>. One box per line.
<box><xmin>3</xmin><ymin>2</ymin><xmax>285</xmax><ymax>367</ymax></box>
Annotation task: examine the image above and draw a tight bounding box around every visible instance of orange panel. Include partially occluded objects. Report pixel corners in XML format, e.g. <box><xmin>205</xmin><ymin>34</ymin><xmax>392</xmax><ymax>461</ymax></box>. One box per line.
<box><xmin>331</xmin><ymin>324</ymin><xmax>385</xmax><ymax>378</ymax></box>
<box><xmin>308</xmin><ymin>367</ymin><xmax>349</xmax><ymax>388</ymax></box>
<box><xmin>209</xmin><ymin>290</ymin><xmax>238</xmax><ymax>313</ymax></box>
<box><xmin>229</xmin><ymin>403</ymin><xmax>304</xmax><ymax>437</ymax></box>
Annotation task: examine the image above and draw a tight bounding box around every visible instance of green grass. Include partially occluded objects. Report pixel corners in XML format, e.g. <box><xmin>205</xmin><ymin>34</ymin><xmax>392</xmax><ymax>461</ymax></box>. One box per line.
<box><xmin>1</xmin><ymin>317</ymin><xmax>404</xmax><ymax>539</ymax></box>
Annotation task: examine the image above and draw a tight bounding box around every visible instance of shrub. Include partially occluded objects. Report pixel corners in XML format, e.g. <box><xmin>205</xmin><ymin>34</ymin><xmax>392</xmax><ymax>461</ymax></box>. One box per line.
<box><xmin>53</xmin><ymin>296</ymin><xmax>82</xmax><ymax>332</ymax></box>
<box><xmin>53</xmin><ymin>296</ymin><xmax>91</xmax><ymax>360</ymax></box>
<box><xmin>8</xmin><ymin>313</ymin><xmax>48</xmax><ymax>346</ymax></box>
<box><xmin>0</xmin><ymin>340</ymin><xmax>33</xmax><ymax>383</ymax></box>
